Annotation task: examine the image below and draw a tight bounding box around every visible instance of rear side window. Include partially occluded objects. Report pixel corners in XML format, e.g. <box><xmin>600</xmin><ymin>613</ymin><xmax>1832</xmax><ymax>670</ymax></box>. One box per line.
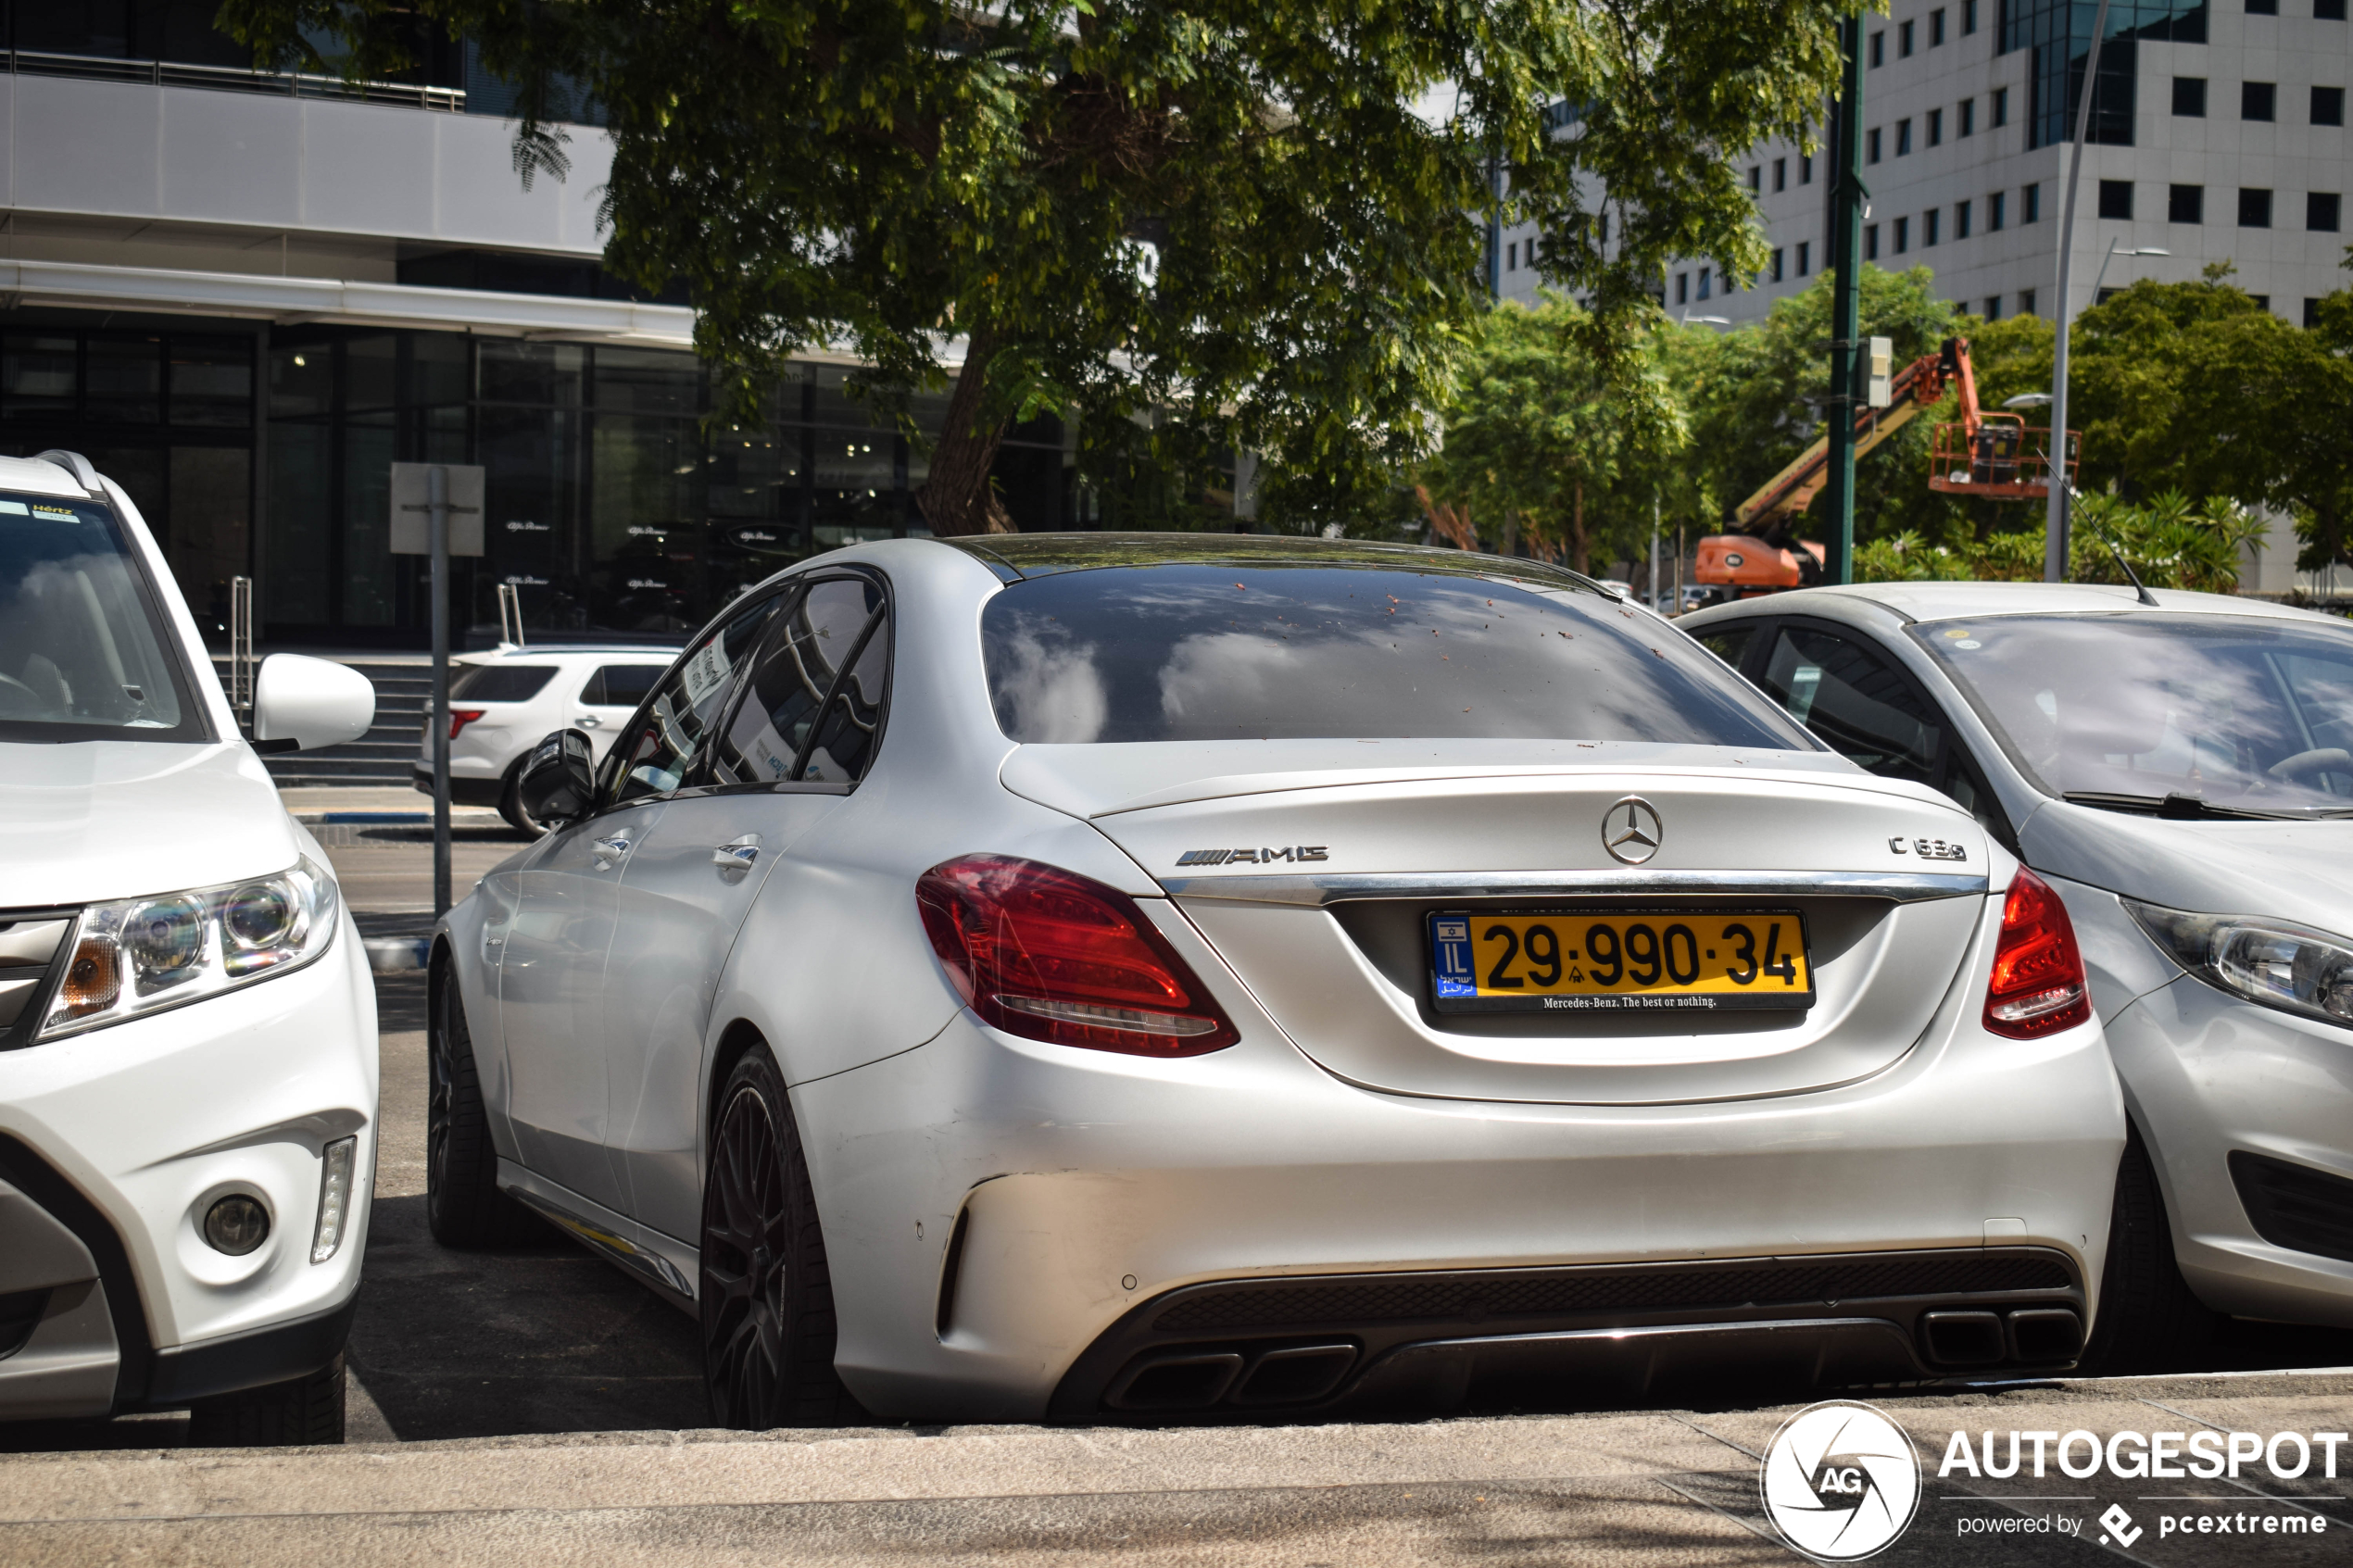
<box><xmin>1694</xmin><ymin>627</ymin><xmax>1753</xmax><ymax>670</ymax></box>
<box><xmin>978</xmin><ymin>564</ymin><xmax>1809</xmax><ymax>747</ymax></box>
<box><xmin>581</xmin><ymin>664</ymin><xmax>667</xmax><ymax>709</ymax></box>
<box><xmin>609</xmin><ymin>595</ymin><xmax>783</xmax><ymax>803</ymax></box>
<box><xmin>449</xmin><ymin>664</ymin><xmax>557</xmax><ymax>703</ymax></box>
<box><xmin>711</xmin><ymin>576</ymin><xmax>888</xmax><ymax>786</ymax></box>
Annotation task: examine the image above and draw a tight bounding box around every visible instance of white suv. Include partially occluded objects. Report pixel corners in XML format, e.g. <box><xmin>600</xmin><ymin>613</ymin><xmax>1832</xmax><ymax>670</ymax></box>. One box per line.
<box><xmin>0</xmin><ymin>450</ymin><xmax>377</xmax><ymax>1444</ymax></box>
<box><xmin>412</xmin><ymin>646</ymin><xmax>679</xmax><ymax>832</ymax></box>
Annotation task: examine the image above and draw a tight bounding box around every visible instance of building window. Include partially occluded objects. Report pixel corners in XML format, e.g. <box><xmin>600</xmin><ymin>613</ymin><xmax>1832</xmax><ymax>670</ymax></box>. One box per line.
<box><xmin>1801</xmin><ymin>154</ymin><xmax>1815</xmax><ymax>183</ymax></box>
<box><xmin>2024</xmin><ymin>182</ymin><xmax>2041</xmax><ymax>221</ymax></box>
<box><xmin>1749</xmin><ymin>166</ymin><xmax>1763</xmax><ymax>194</ymax></box>
<box><xmin>1506</xmin><ymin>241</ymin><xmax>1517</xmax><ymax>270</ymax></box>
<box><xmin>1870</xmin><ymin>30</ymin><xmax>1885</xmax><ymax>66</ymax></box>
<box><xmin>2173</xmin><ymin>77</ymin><xmax>2208</xmax><ymax>116</ymax></box>
<box><xmin>2248</xmin><ymin>0</ymin><xmax>2278</xmax><ymax>11</ymax></box>
<box><xmin>1772</xmin><ymin>248</ymin><xmax>1786</xmax><ymax>282</ymax></box>
<box><xmin>1984</xmin><ymin>296</ymin><xmax>2001</xmax><ymax>320</ymax></box>
<box><xmin>1925</xmin><ymin>208</ymin><xmax>1942</xmax><ymax>245</ymax></box>
<box><xmin>2313</xmin><ymin>193</ymin><xmax>2345</xmax><ymax>232</ymax></box>
<box><xmin>1869</xmin><ymin>127</ymin><xmax>1883</xmax><ymax>162</ymax></box>
<box><xmin>1774</xmin><ymin>157</ymin><xmax>1788</xmax><ymax>192</ymax></box>
<box><xmin>2311</xmin><ymin>298</ymin><xmax>2328</xmax><ymax>327</ymax></box>
<box><xmin>2240</xmin><ymin>187</ymin><xmax>2274</xmax><ymax>226</ymax></box>
<box><xmin>1797</xmin><ymin>241</ymin><xmax>1812</xmax><ymax>276</ymax></box>
<box><xmin>2098</xmin><ymin>180</ymin><xmax>2134</xmax><ymax>220</ymax></box>
<box><xmin>1932</xmin><ymin>7</ymin><xmax>1948</xmax><ymax>44</ymax></box>
<box><xmin>2253</xmin><ymin>295</ymin><xmax>2271</xmax><ymax>311</ymax></box>
<box><xmin>1967</xmin><ymin>0</ymin><xmax>1981</xmax><ymax>29</ymax></box>
<box><xmin>1897</xmin><ymin>119</ymin><xmax>1913</xmax><ymax>155</ymax></box>
<box><xmin>1992</xmin><ymin>87</ymin><xmax>2008</xmax><ymax>127</ymax></box>
<box><xmin>1676</xmin><ymin>272</ymin><xmax>1689</xmax><ymax>305</ymax></box>
<box><xmin>2020</xmin><ymin>288</ymin><xmax>2037</xmax><ymax>316</ymax></box>
<box><xmin>2244</xmin><ymin>82</ymin><xmax>2277</xmax><ymax>120</ymax></box>
<box><xmin>1697</xmin><ymin>268</ymin><xmax>1712</xmax><ymax>300</ymax></box>
<box><xmin>1960</xmin><ymin>97</ymin><xmax>1976</xmax><ymax>135</ymax></box>
<box><xmin>1991</xmin><ymin>190</ymin><xmax>2008</xmax><ymax>229</ymax></box>
<box><xmin>1866</xmin><ymin>223</ymin><xmax>1881</xmax><ymax>259</ymax></box>
<box><xmin>1957</xmin><ymin>198</ymin><xmax>1974</xmax><ymax>237</ymax></box>
<box><xmin>2170</xmin><ymin>183</ymin><xmax>2205</xmax><ymax>222</ymax></box>
<box><xmin>1929</xmin><ymin>107</ymin><xmax>1944</xmax><ymax>144</ymax></box>
<box><xmin>2322</xmin><ymin>0</ymin><xmax>2348</xmax><ymax>19</ymax></box>
<box><xmin>1894</xmin><ymin>215</ymin><xmax>1910</xmax><ymax>252</ymax></box>
<box><xmin>1901</xmin><ymin>19</ymin><xmax>1916</xmax><ymax>54</ymax></box>
<box><xmin>2315</xmin><ymin>86</ymin><xmax>2347</xmax><ymax>125</ymax></box>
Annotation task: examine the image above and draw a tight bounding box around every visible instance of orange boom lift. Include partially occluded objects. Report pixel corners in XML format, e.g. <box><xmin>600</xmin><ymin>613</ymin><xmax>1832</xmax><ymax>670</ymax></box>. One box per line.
<box><xmin>1692</xmin><ymin>336</ymin><xmax>2079</xmax><ymax>598</ymax></box>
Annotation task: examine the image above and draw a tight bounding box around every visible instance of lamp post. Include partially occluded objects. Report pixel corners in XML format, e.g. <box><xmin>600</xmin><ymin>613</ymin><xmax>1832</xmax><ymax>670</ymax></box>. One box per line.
<box><xmin>1822</xmin><ymin>11</ymin><xmax>1868</xmax><ymax>587</ymax></box>
<box><xmin>2044</xmin><ymin>0</ymin><xmax>2116</xmax><ymax>583</ymax></box>
<box><xmin>2089</xmin><ymin>239</ymin><xmax>2171</xmax><ymax>301</ymax></box>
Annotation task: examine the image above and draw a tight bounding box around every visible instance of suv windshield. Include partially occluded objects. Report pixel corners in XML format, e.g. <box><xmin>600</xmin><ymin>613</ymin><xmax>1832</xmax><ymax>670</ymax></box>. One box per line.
<box><xmin>0</xmin><ymin>491</ymin><xmax>200</xmax><ymax>743</ymax></box>
<box><xmin>1914</xmin><ymin>613</ymin><xmax>2353</xmax><ymax>814</ymax></box>
<box><xmin>980</xmin><ymin>561</ymin><xmax>1811</xmax><ymax>747</ymax></box>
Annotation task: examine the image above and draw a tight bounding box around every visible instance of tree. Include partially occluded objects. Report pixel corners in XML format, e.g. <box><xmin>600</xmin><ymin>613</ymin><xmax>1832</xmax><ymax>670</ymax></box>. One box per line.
<box><xmin>1421</xmin><ymin>296</ymin><xmax>1685</xmax><ymax>572</ymax></box>
<box><xmin>225</xmin><ymin>0</ymin><xmax>1855</xmax><ymax>534</ymax></box>
<box><xmin>1855</xmin><ymin>488</ymin><xmax>2266</xmax><ymax>590</ymax></box>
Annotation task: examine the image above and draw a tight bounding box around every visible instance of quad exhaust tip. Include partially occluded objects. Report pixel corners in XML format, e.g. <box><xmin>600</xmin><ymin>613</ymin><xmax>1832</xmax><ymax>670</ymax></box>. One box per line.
<box><xmin>1919</xmin><ymin>1307</ymin><xmax>2082</xmax><ymax>1368</ymax></box>
<box><xmin>1106</xmin><ymin>1342</ymin><xmax>1359</xmax><ymax>1412</ymax></box>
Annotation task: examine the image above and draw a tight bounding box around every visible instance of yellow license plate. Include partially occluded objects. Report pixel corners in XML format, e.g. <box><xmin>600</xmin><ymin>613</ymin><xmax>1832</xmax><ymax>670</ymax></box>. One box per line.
<box><xmin>1428</xmin><ymin>909</ymin><xmax>1815</xmax><ymax>1013</ymax></box>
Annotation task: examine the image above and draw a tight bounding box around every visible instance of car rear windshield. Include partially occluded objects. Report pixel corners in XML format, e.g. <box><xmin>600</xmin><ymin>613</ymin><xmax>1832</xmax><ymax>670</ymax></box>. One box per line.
<box><xmin>449</xmin><ymin>664</ymin><xmax>558</xmax><ymax>703</ymax></box>
<box><xmin>1914</xmin><ymin>612</ymin><xmax>2353</xmax><ymax>814</ymax></box>
<box><xmin>979</xmin><ymin>562</ymin><xmax>1812</xmax><ymax>747</ymax></box>
<box><xmin>0</xmin><ymin>490</ymin><xmax>203</xmax><ymax>743</ymax></box>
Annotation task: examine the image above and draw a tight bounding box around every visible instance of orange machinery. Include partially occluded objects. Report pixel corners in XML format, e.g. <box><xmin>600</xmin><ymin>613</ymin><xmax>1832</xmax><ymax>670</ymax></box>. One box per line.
<box><xmin>1692</xmin><ymin>337</ymin><xmax>2079</xmax><ymax>597</ymax></box>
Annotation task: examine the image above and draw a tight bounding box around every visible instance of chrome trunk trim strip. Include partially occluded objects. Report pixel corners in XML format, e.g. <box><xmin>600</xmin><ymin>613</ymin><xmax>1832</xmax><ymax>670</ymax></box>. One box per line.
<box><xmin>1159</xmin><ymin>870</ymin><xmax>1990</xmax><ymax>906</ymax></box>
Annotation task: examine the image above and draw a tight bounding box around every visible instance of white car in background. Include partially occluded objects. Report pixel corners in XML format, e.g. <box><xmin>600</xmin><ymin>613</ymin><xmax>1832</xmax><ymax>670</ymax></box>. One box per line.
<box><xmin>0</xmin><ymin>449</ymin><xmax>377</xmax><ymax>1444</ymax></box>
<box><xmin>411</xmin><ymin>646</ymin><xmax>679</xmax><ymax>833</ymax></box>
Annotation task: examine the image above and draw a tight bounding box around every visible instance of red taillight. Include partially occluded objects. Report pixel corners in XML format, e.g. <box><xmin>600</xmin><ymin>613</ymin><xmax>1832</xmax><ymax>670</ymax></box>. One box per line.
<box><xmin>449</xmin><ymin>709</ymin><xmax>486</xmax><ymax>740</ymax></box>
<box><xmin>916</xmin><ymin>855</ymin><xmax>1239</xmax><ymax>1057</ymax></box>
<box><xmin>1983</xmin><ymin>868</ymin><xmax>2092</xmax><ymax>1038</ymax></box>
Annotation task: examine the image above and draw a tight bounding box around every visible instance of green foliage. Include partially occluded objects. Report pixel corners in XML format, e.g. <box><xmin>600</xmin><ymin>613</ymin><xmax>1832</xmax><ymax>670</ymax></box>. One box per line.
<box><xmin>1420</xmin><ymin>295</ymin><xmax>1686</xmax><ymax>571</ymax></box>
<box><xmin>1856</xmin><ymin>488</ymin><xmax>2266</xmax><ymax>591</ymax></box>
<box><xmin>222</xmin><ymin>0</ymin><xmax>1856</xmax><ymax>535</ymax></box>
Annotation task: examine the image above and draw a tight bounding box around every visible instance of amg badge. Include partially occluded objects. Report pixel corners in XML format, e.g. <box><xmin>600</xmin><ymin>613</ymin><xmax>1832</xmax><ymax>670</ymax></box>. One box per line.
<box><xmin>1176</xmin><ymin>847</ymin><xmax>1328</xmax><ymax>867</ymax></box>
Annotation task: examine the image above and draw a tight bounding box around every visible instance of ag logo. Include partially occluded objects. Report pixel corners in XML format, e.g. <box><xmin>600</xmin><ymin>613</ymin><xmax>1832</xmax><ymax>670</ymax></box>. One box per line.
<box><xmin>1759</xmin><ymin>1399</ymin><xmax>1921</xmax><ymax>1561</ymax></box>
<box><xmin>1601</xmin><ymin>797</ymin><xmax>1664</xmax><ymax>866</ymax></box>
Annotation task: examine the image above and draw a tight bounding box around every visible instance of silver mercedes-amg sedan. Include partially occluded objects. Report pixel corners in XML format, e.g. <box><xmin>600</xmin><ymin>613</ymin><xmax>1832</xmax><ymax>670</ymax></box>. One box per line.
<box><xmin>429</xmin><ymin>534</ymin><xmax>2123</xmax><ymax>1426</ymax></box>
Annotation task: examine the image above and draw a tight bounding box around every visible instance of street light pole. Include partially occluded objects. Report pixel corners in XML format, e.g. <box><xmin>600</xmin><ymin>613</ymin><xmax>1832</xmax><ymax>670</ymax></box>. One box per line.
<box><xmin>1821</xmin><ymin>13</ymin><xmax>1867</xmax><ymax>586</ymax></box>
<box><xmin>428</xmin><ymin>463</ymin><xmax>452</xmax><ymax>920</ymax></box>
<box><xmin>2044</xmin><ymin>0</ymin><xmax>2115</xmax><ymax>583</ymax></box>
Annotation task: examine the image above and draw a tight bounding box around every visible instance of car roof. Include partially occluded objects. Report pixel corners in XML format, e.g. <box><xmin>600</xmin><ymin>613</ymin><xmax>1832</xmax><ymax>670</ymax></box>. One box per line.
<box><xmin>0</xmin><ymin>453</ymin><xmax>99</xmax><ymax>497</ymax></box>
<box><xmin>941</xmin><ymin>532</ymin><xmax>1613</xmax><ymax>593</ymax></box>
<box><xmin>1702</xmin><ymin>581</ymin><xmax>2346</xmax><ymax>629</ymax></box>
<box><xmin>457</xmin><ymin>645</ymin><xmax>683</xmax><ymax>664</ymax></box>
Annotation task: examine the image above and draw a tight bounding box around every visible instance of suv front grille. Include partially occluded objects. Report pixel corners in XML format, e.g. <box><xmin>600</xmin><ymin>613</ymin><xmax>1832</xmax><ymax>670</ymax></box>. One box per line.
<box><xmin>2231</xmin><ymin>1151</ymin><xmax>2353</xmax><ymax>1264</ymax></box>
<box><xmin>0</xmin><ymin>910</ymin><xmax>75</xmax><ymax>1050</ymax></box>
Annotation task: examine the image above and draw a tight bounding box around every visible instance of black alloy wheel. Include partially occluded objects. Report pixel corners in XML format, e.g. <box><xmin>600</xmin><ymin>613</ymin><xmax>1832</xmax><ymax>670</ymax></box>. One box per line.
<box><xmin>699</xmin><ymin>1047</ymin><xmax>859</xmax><ymax>1428</ymax></box>
<box><xmin>426</xmin><ymin>955</ymin><xmax>538</xmax><ymax>1248</ymax></box>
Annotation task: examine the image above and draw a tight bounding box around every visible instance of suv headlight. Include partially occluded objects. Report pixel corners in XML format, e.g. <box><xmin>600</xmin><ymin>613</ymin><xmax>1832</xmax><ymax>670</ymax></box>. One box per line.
<box><xmin>40</xmin><ymin>857</ymin><xmax>340</xmax><ymax>1040</ymax></box>
<box><xmin>2126</xmin><ymin>899</ymin><xmax>2353</xmax><ymax>1029</ymax></box>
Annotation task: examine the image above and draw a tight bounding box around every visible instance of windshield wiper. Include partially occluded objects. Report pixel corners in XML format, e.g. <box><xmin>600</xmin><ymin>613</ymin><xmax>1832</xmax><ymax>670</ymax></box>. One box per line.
<box><xmin>2061</xmin><ymin>791</ymin><xmax>2332</xmax><ymax>822</ymax></box>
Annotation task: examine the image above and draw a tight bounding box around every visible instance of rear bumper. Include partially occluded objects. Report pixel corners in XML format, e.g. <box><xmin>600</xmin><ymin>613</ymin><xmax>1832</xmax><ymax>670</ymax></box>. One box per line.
<box><xmin>796</xmin><ymin>995</ymin><xmax>2122</xmax><ymax>1424</ymax></box>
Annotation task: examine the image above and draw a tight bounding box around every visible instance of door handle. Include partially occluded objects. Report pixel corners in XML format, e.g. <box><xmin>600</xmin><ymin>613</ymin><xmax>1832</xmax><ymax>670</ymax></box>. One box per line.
<box><xmin>712</xmin><ymin>834</ymin><xmax>761</xmax><ymax>869</ymax></box>
<box><xmin>574</xmin><ymin>714</ymin><xmax>602</xmax><ymax>728</ymax></box>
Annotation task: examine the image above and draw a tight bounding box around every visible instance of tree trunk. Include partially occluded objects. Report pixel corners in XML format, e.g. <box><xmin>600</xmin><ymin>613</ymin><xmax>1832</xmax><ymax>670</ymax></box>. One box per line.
<box><xmin>1568</xmin><ymin>480</ymin><xmax>1590</xmax><ymax>573</ymax></box>
<box><xmin>914</xmin><ymin>326</ymin><xmax>1016</xmax><ymax>536</ymax></box>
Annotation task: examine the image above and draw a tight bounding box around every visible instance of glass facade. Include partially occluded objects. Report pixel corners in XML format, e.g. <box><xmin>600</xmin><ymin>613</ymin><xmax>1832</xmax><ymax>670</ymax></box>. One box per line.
<box><xmin>2001</xmin><ymin>0</ymin><xmax>2208</xmax><ymax>148</ymax></box>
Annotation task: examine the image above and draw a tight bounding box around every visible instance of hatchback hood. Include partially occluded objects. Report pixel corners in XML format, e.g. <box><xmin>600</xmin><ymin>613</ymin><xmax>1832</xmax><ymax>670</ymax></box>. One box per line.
<box><xmin>0</xmin><ymin>741</ymin><xmax>303</xmax><ymax>909</ymax></box>
<box><xmin>2024</xmin><ymin>800</ymin><xmax>2353</xmax><ymax>934</ymax></box>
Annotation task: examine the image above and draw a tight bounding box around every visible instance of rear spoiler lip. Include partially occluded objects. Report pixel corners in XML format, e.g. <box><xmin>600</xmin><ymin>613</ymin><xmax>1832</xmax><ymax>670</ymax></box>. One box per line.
<box><xmin>1158</xmin><ymin>868</ymin><xmax>1990</xmax><ymax>907</ymax></box>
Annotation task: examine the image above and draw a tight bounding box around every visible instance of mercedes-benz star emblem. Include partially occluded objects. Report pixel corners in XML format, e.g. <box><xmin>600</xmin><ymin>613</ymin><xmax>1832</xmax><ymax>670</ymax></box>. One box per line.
<box><xmin>1602</xmin><ymin>797</ymin><xmax>1664</xmax><ymax>866</ymax></box>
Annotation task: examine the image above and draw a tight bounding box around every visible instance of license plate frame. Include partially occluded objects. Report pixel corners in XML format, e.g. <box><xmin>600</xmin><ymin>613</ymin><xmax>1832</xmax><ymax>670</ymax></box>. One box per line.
<box><xmin>1427</xmin><ymin>907</ymin><xmax>1817</xmax><ymax>1014</ymax></box>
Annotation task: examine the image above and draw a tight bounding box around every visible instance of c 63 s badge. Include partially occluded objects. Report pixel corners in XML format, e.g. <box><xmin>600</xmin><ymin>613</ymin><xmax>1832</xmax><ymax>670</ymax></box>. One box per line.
<box><xmin>1175</xmin><ymin>847</ymin><xmax>1328</xmax><ymax>867</ymax></box>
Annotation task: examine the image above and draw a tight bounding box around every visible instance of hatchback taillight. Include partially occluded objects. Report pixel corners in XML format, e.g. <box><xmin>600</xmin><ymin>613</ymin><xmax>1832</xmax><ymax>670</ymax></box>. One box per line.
<box><xmin>449</xmin><ymin>709</ymin><xmax>486</xmax><ymax>740</ymax></box>
<box><xmin>917</xmin><ymin>855</ymin><xmax>1239</xmax><ymax>1057</ymax></box>
<box><xmin>1983</xmin><ymin>868</ymin><xmax>2091</xmax><ymax>1037</ymax></box>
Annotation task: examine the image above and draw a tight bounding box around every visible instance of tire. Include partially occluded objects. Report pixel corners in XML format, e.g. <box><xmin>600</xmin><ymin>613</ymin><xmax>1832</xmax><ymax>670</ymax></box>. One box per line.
<box><xmin>427</xmin><ymin>956</ymin><xmax>541</xmax><ymax>1249</ymax></box>
<box><xmin>700</xmin><ymin>1047</ymin><xmax>861</xmax><ymax>1428</ymax></box>
<box><xmin>497</xmin><ymin>760</ymin><xmax>547</xmax><ymax>837</ymax></box>
<box><xmin>2078</xmin><ymin>1122</ymin><xmax>2218</xmax><ymax>1374</ymax></box>
<box><xmin>187</xmin><ymin>1354</ymin><xmax>346</xmax><ymax>1447</ymax></box>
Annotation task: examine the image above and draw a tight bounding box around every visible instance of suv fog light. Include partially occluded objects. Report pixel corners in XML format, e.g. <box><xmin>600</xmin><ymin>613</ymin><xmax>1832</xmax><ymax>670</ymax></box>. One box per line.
<box><xmin>311</xmin><ymin>1135</ymin><xmax>357</xmax><ymax>1263</ymax></box>
<box><xmin>203</xmin><ymin>1195</ymin><xmax>271</xmax><ymax>1256</ymax></box>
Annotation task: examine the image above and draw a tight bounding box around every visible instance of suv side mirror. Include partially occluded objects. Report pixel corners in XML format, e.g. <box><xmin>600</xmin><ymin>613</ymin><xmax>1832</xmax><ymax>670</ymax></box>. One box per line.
<box><xmin>252</xmin><ymin>654</ymin><xmax>375</xmax><ymax>753</ymax></box>
<box><xmin>517</xmin><ymin>728</ymin><xmax>598</xmax><ymax>826</ymax></box>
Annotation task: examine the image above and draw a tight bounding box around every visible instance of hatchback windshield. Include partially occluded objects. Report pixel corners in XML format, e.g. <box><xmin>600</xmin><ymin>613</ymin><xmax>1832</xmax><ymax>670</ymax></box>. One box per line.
<box><xmin>980</xmin><ymin>562</ymin><xmax>1812</xmax><ymax>747</ymax></box>
<box><xmin>1914</xmin><ymin>613</ymin><xmax>2353</xmax><ymax>814</ymax></box>
<box><xmin>0</xmin><ymin>491</ymin><xmax>199</xmax><ymax>742</ymax></box>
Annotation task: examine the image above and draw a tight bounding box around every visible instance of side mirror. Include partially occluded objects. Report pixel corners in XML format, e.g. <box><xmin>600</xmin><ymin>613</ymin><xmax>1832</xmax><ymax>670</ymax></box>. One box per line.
<box><xmin>252</xmin><ymin>654</ymin><xmax>374</xmax><ymax>753</ymax></box>
<box><xmin>517</xmin><ymin>729</ymin><xmax>598</xmax><ymax>826</ymax></box>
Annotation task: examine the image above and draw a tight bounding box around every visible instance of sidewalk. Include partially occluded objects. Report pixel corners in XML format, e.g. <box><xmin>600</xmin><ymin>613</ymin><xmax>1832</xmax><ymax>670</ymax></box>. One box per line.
<box><xmin>279</xmin><ymin>785</ymin><xmax>504</xmax><ymax>825</ymax></box>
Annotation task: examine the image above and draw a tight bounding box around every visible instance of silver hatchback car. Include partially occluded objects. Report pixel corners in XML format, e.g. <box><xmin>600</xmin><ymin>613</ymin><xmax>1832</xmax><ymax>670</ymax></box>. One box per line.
<box><xmin>429</xmin><ymin>536</ymin><xmax>2122</xmax><ymax>1425</ymax></box>
<box><xmin>1686</xmin><ymin>581</ymin><xmax>2353</xmax><ymax>1364</ymax></box>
